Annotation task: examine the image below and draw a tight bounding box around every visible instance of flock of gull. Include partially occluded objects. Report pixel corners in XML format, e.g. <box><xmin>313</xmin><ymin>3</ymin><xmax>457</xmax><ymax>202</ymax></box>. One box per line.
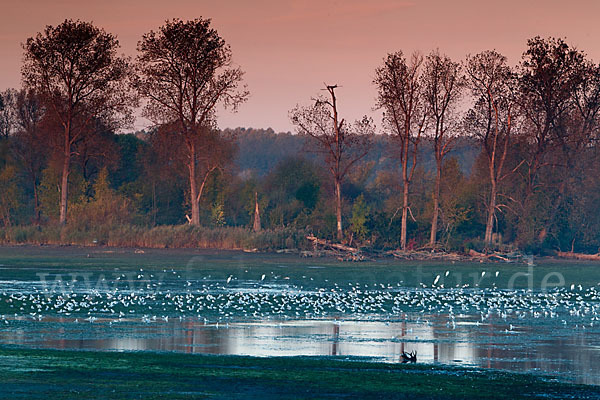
<box><xmin>1</xmin><ymin>268</ymin><xmax>599</xmax><ymax>332</ymax></box>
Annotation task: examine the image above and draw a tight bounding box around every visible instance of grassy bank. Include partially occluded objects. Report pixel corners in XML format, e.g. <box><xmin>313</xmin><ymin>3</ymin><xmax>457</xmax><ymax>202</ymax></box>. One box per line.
<box><xmin>1</xmin><ymin>347</ymin><xmax>598</xmax><ymax>399</ymax></box>
<box><xmin>0</xmin><ymin>224</ymin><xmax>311</xmax><ymax>251</ymax></box>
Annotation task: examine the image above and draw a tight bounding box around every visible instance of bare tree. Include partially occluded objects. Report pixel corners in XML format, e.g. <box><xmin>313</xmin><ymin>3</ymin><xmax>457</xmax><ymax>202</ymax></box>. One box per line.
<box><xmin>465</xmin><ymin>50</ymin><xmax>516</xmax><ymax>246</ymax></box>
<box><xmin>290</xmin><ymin>85</ymin><xmax>374</xmax><ymax>241</ymax></box>
<box><xmin>22</xmin><ymin>19</ymin><xmax>135</xmax><ymax>225</ymax></box>
<box><xmin>423</xmin><ymin>50</ymin><xmax>464</xmax><ymax>247</ymax></box>
<box><xmin>374</xmin><ymin>52</ymin><xmax>427</xmax><ymax>250</ymax></box>
<box><xmin>134</xmin><ymin>18</ymin><xmax>248</xmax><ymax>226</ymax></box>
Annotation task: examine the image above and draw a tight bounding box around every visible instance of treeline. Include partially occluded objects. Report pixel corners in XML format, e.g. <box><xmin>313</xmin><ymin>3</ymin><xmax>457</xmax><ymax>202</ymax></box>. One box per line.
<box><xmin>0</xmin><ymin>18</ymin><xmax>599</xmax><ymax>254</ymax></box>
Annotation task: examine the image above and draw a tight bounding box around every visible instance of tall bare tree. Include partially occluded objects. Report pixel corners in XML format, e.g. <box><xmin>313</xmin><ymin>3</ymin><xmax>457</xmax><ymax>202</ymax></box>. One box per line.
<box><xmin>465</xmin><ymin>50</ymin><xmax>515</xmax><ymax>246</ymax></box>
<box><xmin>134</xmin><ymin>18</ymin><xmax>248</xmax><ymax>226</ymax></box>
<box><xmin>22</xmin><ymin>19</ymin><xmax>135</xmax><ymax>225</ymax></box>
<box><xmin>374</xmin><ymin>52</ymin><xmax>427</xmax><ymax>250</ymax></box>
<box><xmin>423</xmin><ymin>50</ymin><xmax>464</xmax><ymax>247</ymax></box>
<box><xmin>290</xmin><ymin>85</ymin><xmax>374</xmax><ymax>241</ymax></box>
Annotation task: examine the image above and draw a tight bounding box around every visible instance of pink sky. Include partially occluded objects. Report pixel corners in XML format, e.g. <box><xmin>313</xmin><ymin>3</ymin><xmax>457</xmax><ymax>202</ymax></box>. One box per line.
<box><xmin>1</xmin><ymin>0</ymin><xmax>599</xmax><ymax>132</ymax></box>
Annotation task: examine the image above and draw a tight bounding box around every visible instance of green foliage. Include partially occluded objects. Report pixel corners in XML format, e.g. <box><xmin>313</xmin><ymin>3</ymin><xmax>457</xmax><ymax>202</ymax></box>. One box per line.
<box><xmin>295</xmin><ymin>181</ymin><xmax>320</xmax><ymax>209</ymax></box>
<box><xmin>223</xmin><ymin>177</ymin><xmax>262</xmax><ymax>227</ymax></box>
<box><xmin>211</xmin><ymin>202</ymin><xmax>226</xmax><ymax>227</ymax></box>
<box><xmin>534</xmin><ymin>154</ymin><xmax>600</xmax><ymax>254</ymax></box>
<box><xmin>0</xmin><ymin>166</ymin><xmax>22</xmax><ymax>227</ymax></box>
<box><xmin>262</xmin><ymin>157</ymin><xmax>323</xmax><ymax>229</ymax></box>
<box><xmin>111</xmin><ymin>133</ymin><xmax>144</xmax><ymax>188</ymax></box>
<box><xmin>438</xmin><ymin>158</ymin><xmax>475</xmax><ymax>249</ymax></box>
<box><xmin>198</xmin><ymin>170</ymin><xmax>226</xmax><ymax>226</ymax></box>
<box><xmin>68</xmin><ymin>168</ymin><xmax>133</xmax><ymax>236</ymax></box>
<box><xmin>123</xmin><ymin>129</ymin><xmax>187</xmax><ymax>226</ymax></box>
<box><xmin>37</xmin><ymin>166</ymin><xmax>86</xmax><ymax>221</ymax></box>
<box><xmin>350</xmin><ymin>194</ymin><xmax>370</xmax><ymax>242</ymax></box>
<box><xmin>0</xmin><ymin>223</ymin><xmax>311</xmax><ymax>251</ymax></box>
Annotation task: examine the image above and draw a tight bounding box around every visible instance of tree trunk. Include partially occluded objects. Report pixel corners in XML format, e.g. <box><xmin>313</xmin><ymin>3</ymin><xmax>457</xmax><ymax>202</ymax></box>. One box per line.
<box><xmin>400</xmin><ymin>138</ymin><xmax>409</xmax><ymax>250</ymax></box>
<box><xmin>430</xmin><ymin>159</ymin><xmax>442</xmax><ymax>247</ymax></box>
<box><xmin>253</xmin><ymin>191</ymin><xmax>261</xmax><ymax>232</ymax></box>
<box><xmin>59</xmin><ymin>130</ymin><xmax>70</xmax><ymax>225</ymax></box>
<box><xmin>401</xmin><ymin>177</ymin><xmax>409</xmax><ymax>250</ymax></box>
<box><xmin>484</xmin><ymin>178</ymin><xmax>497</xmax><ymax>246</ymax></box>
<box><xmin>188</xmin><ymin>145</ymin><xmax>200</xmax><ymax>226</ymax></box>
<box><xmin>335</xmin><ymin>179</ymin><xmax>343</xmax><ymax>241</ymax></box>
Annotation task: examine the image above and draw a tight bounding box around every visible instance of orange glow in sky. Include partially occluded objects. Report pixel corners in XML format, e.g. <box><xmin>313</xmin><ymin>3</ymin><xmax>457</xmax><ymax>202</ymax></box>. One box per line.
<box><xmin>1</xmin><ymin>0</ymin><xmax>599</xmax><ymax>132</ymax></box>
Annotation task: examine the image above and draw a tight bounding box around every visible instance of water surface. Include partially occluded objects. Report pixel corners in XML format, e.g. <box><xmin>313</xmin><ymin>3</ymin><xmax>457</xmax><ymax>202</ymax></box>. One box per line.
<box><xmin>0</xmin><ymin>246</ymin><xmax>599</xmax><ymax>384</ymax></box>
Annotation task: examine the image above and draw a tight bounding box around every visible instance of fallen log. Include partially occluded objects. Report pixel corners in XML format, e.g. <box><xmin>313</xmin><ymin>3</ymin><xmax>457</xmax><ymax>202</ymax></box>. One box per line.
<box><xmin>489</xmin><ymin>254</ymin><xmax>510</xmax><ymax>262</ymax></box>
<box><xmin>468</xmin><ymin>249</ymin><xmax>487</xmax><ymax>258</ymax></box>
<box><xmin>305</xmin><ymin>235</ymin><xmax>368</xmax><ymax>261</ymax></box>
<box><xmin>386</xmin><ymin>250</ymin><xmax>468</xmax><ymax>262</ymax></box>
<box><xmin>468</xmin><ymin>249</ymin><xmax>511</xmax><ymax>262</ymax></box>
<box><xmin>557</xmin><ymin>251</ymin><xmax>600</xmax><ymax>261</ymax></box>
<box><xmin>306</xmin><ymin>235</ymin><xmax>358</xmax><ymax>253</ymax></box>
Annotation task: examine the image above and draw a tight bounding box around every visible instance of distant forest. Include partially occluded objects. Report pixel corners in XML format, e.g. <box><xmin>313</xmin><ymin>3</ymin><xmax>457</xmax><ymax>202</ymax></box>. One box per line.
<box><xmin>1</xmin><ymin>18</ymin><xmax>600</xmax><ymax>254</ymax></box>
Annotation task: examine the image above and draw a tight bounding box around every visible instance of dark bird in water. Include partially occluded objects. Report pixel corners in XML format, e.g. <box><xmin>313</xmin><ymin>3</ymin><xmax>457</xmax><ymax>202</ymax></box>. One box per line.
<box><xmin>401</xmin><ymin>350</ymin><xmax>417</xmax><ymax>363</ymax></box>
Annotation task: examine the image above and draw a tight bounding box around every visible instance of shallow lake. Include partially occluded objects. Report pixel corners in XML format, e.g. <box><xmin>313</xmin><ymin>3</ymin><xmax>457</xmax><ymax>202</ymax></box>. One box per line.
<box><xmin>1</xmin><ymin>246</ymin><xmax>599</xmax><ymax>384</ymax></box>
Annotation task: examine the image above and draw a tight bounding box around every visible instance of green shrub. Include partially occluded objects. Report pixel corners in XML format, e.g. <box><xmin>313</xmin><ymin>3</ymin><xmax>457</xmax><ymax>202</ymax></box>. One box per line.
<box><xmin>0</xmin><ymin>222</ymin><xmax>312</xmax><ymax>251</ymax></box>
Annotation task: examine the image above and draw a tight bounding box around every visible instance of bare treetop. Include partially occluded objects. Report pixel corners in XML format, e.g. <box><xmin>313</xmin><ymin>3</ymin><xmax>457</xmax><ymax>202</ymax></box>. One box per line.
<box><xmin>464</xmin><ymin>50</ymin><xmax>514</xmax><ymax>152</ymax></box>
<box><xmin>423</xmin><ymin>50</ymin><xmax>463</xmax><ymax>139</ymax></box>
<box><xmin>374</xmin><ymin>51</ymin><xmax>427</xmax><ymax>155</ymax></box>
<box><xmin>291</xmin><ymin>84</ymin><xmax>373</xmax><ymax>240</ymax></box>
<box><xmin>290</xmin><ymin>86</ymin><xmax>373</xmax><ymax>182</ymax></box>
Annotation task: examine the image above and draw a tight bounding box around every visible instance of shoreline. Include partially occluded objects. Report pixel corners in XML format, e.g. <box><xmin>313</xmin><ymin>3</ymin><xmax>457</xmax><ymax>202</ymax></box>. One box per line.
<box><xmin>1</xmin><ymin>242</ymin><xmax>598</xmax><ymax>266</ymax></box>
<box><xmin>2</xmin><ymin>224</ymin><xmax>599</xmax><ymax>264</ymax></box>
